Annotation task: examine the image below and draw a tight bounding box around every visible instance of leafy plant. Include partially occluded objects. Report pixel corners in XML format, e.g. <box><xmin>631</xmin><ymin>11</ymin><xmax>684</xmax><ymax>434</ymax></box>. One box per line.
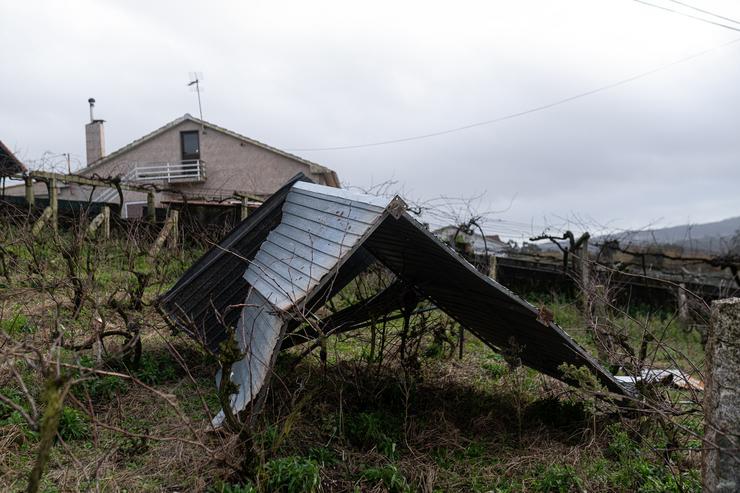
<box><xmin>603</xmin><ymin>424</ymin><xmax>701</xmax><ymax>493</ymax></box>
<box><xmin>532</xmin><ymin>463</ymin><xmax>582</xmax><ymax>493</ymax></box>
<box><xmin>0</xmin><ymin>386</ymin><xmax>24</xmax><ymax>418</ymax></box>
<box><xmin>606</xmin><ymin>426</ymin><xmax>636</xmax><ymax>462</ymax></box>
<box><xmin>1</xmin><ymin>313</ymin><xmax>35</xmax><ymax>335</ymax></box>
<box><xmin>58</xmin><ymin>406</ymin><xmax>89</xmax><ymax>441</ymax></box>
<box><xmin>308</xmin><ymin>446</ymin><xmax>337</xmax><ymax>466</ymax></box>
<box><xmin>557</xmin><ymin>363</ymin><xmax>603</xmax><ymax>393</ymax></box>
<box><xmin>345</xmin><ymin>411</ymin><xmax>399</xmax><ymax>458</ymax></box>
<box><xmin>360</xmin><ymin>464</ymin><xmax>410</xmax><ymax>493</ymax></box>
<box><xmin>482</xmin><ymin>361</ymin><xmax>507</xmax><ymax>379</ymax></box>
<box><xmin>134</xmin><ymin>353</ymin><xmax>177</xmax><ymax>385</ymax></box>
<box><xmin>0</xmin><ymin>387</ymin><xmax>38</xmax><ymax>440</ymax></box>
<box><xmin>1</xmin><ymin>410</ymin><xmax>38</xmax><ymax>440</ymax></box>
<box><xmin>76</xmin><ymin>374</ymin><xmax>128</xmax><ymax>402</ymax></box>
<box><xmin>260</xmin><ymin>456</ymin><xmax>321</xmax><ymax>493</ymax></box>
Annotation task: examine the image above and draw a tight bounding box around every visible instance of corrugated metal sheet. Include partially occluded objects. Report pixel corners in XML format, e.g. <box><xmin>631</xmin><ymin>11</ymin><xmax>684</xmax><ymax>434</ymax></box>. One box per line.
<box><xmin>243</xmin><ymin>181</ymin><xmax>391</xmax><ymax>310</ymax></box>
<box><xmin>218</xmin><ymin>182</ymin><xmax>394</xmax><ymax>422</ymax></box>
<box><xmin>362</xmin><ymin>213</ymin><xmax>628</xmax><ymax>395</ymax></box>
<box><xmin>158</xmin><ymin>173</ymin><xmax>309</xmax><ymax>352</ymax></box>
<box><xmin>212</xmin><ymin>289</ymin><xmax>284</xmax><ymax>427</ymax></box>
<box><xmin>161</xmin><ymin>177</ymin><xmax>632</xmax><ymax>426</ymax></box>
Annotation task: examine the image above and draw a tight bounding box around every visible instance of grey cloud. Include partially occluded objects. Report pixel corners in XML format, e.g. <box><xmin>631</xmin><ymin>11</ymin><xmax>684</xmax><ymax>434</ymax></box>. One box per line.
<box><xmin>1</xmin><ymin>0</ymin><xmax>739</xmax><ymax>237</ymax></box>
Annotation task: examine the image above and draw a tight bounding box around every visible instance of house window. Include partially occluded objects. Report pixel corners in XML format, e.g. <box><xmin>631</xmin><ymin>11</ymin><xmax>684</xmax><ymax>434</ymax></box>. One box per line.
<box><xmin>180</xmin><ymin>131</ymin><xmax>200</xmax><ymax>161</ymax></box>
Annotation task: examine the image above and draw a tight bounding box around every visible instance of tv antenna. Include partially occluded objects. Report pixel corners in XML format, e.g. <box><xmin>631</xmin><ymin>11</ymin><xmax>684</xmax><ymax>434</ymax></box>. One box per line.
<box><xmin>188</xmin><ymin>72</ymin><xmax>205</xmax><ymax>130</ymax></box>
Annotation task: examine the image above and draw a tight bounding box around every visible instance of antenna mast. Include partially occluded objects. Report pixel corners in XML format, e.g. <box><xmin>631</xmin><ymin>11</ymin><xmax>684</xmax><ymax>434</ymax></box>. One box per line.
<box><xmin>187</xmin><ymin>72</ymin><xmax>205</xmax><ymax>133</ymax></box>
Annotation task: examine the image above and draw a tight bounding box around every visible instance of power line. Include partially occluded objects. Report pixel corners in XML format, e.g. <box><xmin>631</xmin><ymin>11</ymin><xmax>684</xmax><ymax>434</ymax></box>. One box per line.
<box><xmin>633</xmin><ymin>0</ymin><xmax>740</xmax><ymax>32</ymax></box>
<box><xmin>667</xmin><ymin>0</ymin><xmax>740</xmax><ymax>26</ymax></box>
<box><xmin>287</xmin><ymin>35</ymin><xmax>740</xmax><ymax>152</ymax></box>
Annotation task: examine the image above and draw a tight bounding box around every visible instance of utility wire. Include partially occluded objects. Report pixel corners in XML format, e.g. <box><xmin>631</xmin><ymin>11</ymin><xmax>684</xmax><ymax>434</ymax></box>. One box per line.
<box><xmin>288</xmin><ymin>35</ymin><xmax>740</xmax><ymax>152</ymax></box>
<box><xmin>667</xmin><ymin>0</ymin><xmax>740</xmax><ymax>26</ymax></box>
<box><xmin>633</xmin><ymin>0</ymin><xmax>740</xmax><ymax>32</ymax></box>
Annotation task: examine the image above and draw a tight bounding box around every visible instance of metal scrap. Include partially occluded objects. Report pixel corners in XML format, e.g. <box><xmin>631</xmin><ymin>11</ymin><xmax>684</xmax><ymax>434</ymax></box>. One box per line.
<box><xmin>159</xmin><ymin>174</ymin><xmax>633</xmax><ymax>425</ymax></box>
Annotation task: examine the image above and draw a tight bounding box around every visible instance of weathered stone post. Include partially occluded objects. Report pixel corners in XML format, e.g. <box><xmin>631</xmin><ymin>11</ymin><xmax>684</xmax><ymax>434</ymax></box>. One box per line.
<box><xmin>49</xmin><ymin>177</ymin><xmax>58</xmax><ymax>233</ymax></box>
<box><xmin>147</xmin><ymin>191</ymin><xmax>156</xmax><ymax>223</ymax></box>
<box><xmin>488</xmin><ymin>255</ymin><xmax>498</xmax><ymax>281</ymax></box>
<box><xmin>102</xmin><ymin>205</ymin><xmax>110</xmax><ymax>240</ymax></box>
<box><xmin>678</xmin><ymin>282</ymin><xmax>689</xmax><ymax>326</ymax></box>
<box><xmin>167</xmin><ymin>209</ymin><xmax>179</xmax><ymax>249</ymax></box>
<box><xmin>24</xmin><ymin>175</ymin><xmax>34</xmax><ymax>210</ymax></box>
<box><xmin>86</xmin><ymin>206</ymin><xmax>110</xmax><ymax>240</ymax></box>
<box><xmin>149</xmin><ymin>209</ymin><xmax>179</xmax><ymax>258</ymax></box>
<box><xmin>579</xmin><ymin>236</ymin><xmax>590</xmax><ymax>299</ymax></box>
<box><xmin>239</xmin><ymin>197</ymin><xmax>248</xmax><ymax>221</ymax></box>
<box><xmin>703</xmin><ymin>297</ymin><xmax>740</xmax><ymax>492</ymax></box>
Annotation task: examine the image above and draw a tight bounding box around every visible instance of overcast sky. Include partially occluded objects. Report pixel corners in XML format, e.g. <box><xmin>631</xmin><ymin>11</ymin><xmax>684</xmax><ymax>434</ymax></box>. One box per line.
<box><xmin>2</xmin><ymin>0</ymin><xmax>739</xmax><ymax>241</ymax></box>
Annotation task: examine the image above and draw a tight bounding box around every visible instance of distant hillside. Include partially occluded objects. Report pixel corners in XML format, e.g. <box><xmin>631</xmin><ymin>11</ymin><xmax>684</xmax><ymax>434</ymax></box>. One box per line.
<box><xmin>604</xmin><ymin>216</ymin><xmax>740</xmax><ymax>253</ymax></box>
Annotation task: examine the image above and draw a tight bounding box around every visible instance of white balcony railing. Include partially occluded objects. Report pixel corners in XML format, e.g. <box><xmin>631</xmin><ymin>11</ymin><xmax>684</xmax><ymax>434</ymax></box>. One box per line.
<box><xmin>132</xmin><ymin>160</ymin><xmax>206</xmax><ymax>183</ymax></box>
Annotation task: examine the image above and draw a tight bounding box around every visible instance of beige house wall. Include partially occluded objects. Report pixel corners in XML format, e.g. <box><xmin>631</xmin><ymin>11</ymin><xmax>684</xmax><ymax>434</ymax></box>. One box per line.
<box><xmin>80</xmin><ymin>120</ymin><xmax>332</xmax><ymax>202</ymax></box>
<box><xmin>4</xmin><ymin>117</ymin><xmax>337</xmax><ymax>218</ymax></box>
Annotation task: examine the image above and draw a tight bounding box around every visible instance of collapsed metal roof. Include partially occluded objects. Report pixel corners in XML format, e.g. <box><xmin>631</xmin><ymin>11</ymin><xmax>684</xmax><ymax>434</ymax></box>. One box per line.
<box><xmin>160</xmin><ymin>174</ymin><xmax>629</xmax><ymax>425</ymax></box>
<box><xmin>0</xmin><ymin>140</ymin><xmax>27</xmax><ymax>177</ymax></box>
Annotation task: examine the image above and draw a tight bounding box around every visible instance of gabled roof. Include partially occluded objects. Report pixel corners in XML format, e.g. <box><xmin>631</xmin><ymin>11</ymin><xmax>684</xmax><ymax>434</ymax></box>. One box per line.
<box><xmin>159</xmin><ymin>174</ymin><xmax>631</xmax><ymax>425</ymax></box>
<box><xmin>0</xmin><ymin>140</ymin><xmax>27</xmax><ymax>177</ymax></box>
<box><xmin>84</xmin><ymin>114</ymin><xmax>339</xmax><ymax>187</ymax></box>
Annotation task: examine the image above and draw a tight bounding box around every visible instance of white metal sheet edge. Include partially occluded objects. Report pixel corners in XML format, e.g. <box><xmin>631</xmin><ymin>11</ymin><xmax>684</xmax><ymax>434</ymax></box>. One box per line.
<box><xmin>212</xmin><ymin>289</ymin><xmax>284</xmax><ymax>428</ymax></box>
<box><xmin>292</xmin><ymin>181</ymin><xmax>393</xmax><ymax>209</ymax></box>
<box><xmin>214</xmin><ymin>183</ymin><xmax>393</xmax><ymax>426</ymax></box>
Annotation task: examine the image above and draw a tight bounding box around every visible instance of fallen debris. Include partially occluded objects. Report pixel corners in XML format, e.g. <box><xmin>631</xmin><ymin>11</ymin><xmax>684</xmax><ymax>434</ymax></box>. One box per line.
<box><xmin>159</xmin><ymin>174</ymin><xmax>631</xmax><ymax>425</ymax></box>
<box><xmin>615</xmin><ymin>369</ymin><xmax>704</xmax><ymax>392</ymax></box>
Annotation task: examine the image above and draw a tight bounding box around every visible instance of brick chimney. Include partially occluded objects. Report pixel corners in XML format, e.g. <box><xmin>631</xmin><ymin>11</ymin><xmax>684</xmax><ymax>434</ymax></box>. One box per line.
<box><xmin>85</xmin><ymin>98</ymin><xmax>105</xmax><ymax>165</ymax></box>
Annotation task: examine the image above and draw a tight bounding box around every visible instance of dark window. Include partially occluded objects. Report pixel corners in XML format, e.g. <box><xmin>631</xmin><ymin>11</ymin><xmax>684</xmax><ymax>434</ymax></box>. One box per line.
<box><xmin>180</xmin><ymin>131</ymin><xmax>200</xmax><ymax>161</ymax></box>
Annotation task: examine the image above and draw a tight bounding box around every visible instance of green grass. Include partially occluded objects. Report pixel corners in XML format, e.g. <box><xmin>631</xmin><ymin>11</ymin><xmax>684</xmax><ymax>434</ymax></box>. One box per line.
<box><xmin>57</xmin><ymin>407</ymin><xmax>90</xmax><ymax>441</ymax></box>
<box><xmin>360</xmin><ymin>464</ymin><xmax>410</xmax><ymax>493</ymax></box>
<box><xmin>0</xmin><ymin>312</ymin><xmax>36</xmax><ymax>335</ymax></box>
<box><xmin>0</xmin><ymin>227</ymin><xmax>705</xmax><ymax>492</ymax></box>
<box><xmin>260</xmin><ymin>456</ymin><xmax>321</xmax><ymax>493</ymax></box>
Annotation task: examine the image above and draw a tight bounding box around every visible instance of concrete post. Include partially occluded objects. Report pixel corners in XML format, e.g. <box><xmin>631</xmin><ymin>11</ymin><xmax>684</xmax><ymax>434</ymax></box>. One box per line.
<box><xmin>678</xmin><ymin>283</ymin><xmax>689</xmax><ymax>326</ymax></box>
<box><xmin>149</xmin><ymin>209</ymin><xmax>179</xmax><ymax>258</ymax></box>
<box><xmin>31</xmin><ymin>207</ymin><xmax>53</xmax><ymax>236</ymax></box>
<box><xmin>458</xmin><ymin>325</ymin><xmax>464</xmax><ymax>360</ymax></box>
<box><xmin>167</xmin><ymin>209</ymin><xmax>179</xmax><ymax>249</ymax></box>
<box><xmin>88</xmin><ymin>206</ymin><xmax>111</xmax><ymax>239</ymax></box>
<box><xmin>241</xmin><ymin>197</ymin><xmax>249</xmax><ymax>221</ymax></box>
<box><xmin>703</xmin><ymin>298</ymin><xmax>740</xmax><ymax>492</ymax></box>
<box><xmin>24</xmin><ymin>176</ymin><xmax>34</xmax><ymax>210</ymax></box>
<box><xmin>579</xmin><ymin>236</ymin><xmax>590</xmax><ymax>296</ymax></box>
<box><xmin>591</xmin><ymin>284</ymin><xmax>612</xmax><ymax>368</ymax></box>
<box><xmin>49</xmin><ymin>177</ymin><xmax>58</xmax><ymax>233</ymax></box>
<box><xmin>102</xmin><ymin>205</ymin><xmax>110</xmax><ymax>240</ymax></box>
<box><xmin>147</xmin><ymin>191</ymin><xmax>156</xmax><ymax>223</ymax></box>
<box><xmin>488</xmin><ymin>255</ymin><xmax>498</xmax><ymax>281</ymax></box>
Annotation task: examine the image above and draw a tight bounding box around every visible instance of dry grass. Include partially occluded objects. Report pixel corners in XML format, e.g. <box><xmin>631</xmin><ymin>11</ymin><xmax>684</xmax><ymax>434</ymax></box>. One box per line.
<box><xmin>0</xmin><ymin>306</ymin><xmax>704</xmax><ymax>492</ymax></box>
<box><xmin>0</xmin><ymin>220</ymin><xmax>704</xmax><ymax>492</ymax></box>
